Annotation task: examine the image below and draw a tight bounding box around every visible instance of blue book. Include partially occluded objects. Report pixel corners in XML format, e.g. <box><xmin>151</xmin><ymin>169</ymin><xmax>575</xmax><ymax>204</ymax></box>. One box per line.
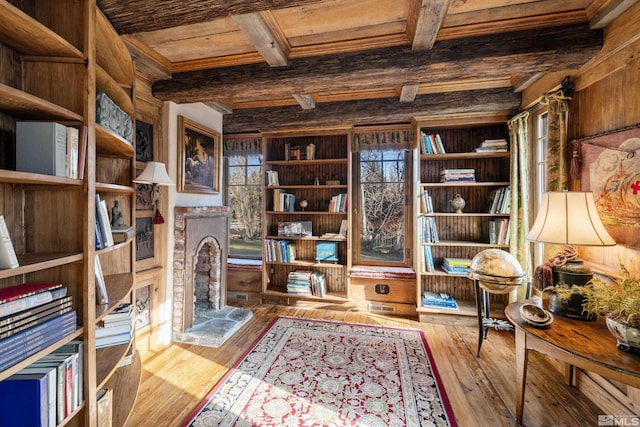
<box><xmin>0</xmin><ymin>372</ymin><xmax>50</xmax><ymax>427</ymax></box>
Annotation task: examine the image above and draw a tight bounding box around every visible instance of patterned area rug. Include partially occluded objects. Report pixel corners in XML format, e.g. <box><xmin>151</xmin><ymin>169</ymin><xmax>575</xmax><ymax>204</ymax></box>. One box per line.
<box><xmin>182</xmin><ymin>317</ymin><xmax>457</xmax><ymax>426</ymax></box>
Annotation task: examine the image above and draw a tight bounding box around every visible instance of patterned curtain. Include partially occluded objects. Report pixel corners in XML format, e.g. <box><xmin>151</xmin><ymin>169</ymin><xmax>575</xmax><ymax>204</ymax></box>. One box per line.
<box><xmin>540</xmin><ymin>90</ymin><xmax>570</xmax><ymax>191</ymax></box>
<box><xmin>351</xmin><ymin>128</ymin><xmax>414</xmax><ymax>152</ymax></box>
<box><xmin>223</xmin><ymin>136</ymin><xmax>261</xmax><ymax>156</ymax></box>
<box><xmin>508</xmin><ymin>110</ymin><xmax>532</xmax><ymax>301</ymax></box>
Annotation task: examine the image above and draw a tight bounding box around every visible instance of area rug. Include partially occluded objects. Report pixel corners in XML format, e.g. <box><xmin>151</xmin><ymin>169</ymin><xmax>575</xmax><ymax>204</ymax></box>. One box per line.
<box><xmin>182</xmin><ymin>317</ymin><xmax>457</xmax><ymax>426</ymax></box>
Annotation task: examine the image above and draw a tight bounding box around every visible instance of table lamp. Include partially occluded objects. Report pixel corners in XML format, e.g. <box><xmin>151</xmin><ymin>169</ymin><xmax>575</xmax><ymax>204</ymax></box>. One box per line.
<box><xmin>526</xmin><ymin>191</ymin><xmax>616</xmax><ymax>319</ymax></box>
<box><xmin>133</xmin><ymin>162</ymin><xmax>175</xmax><ymax>224</ymax></box>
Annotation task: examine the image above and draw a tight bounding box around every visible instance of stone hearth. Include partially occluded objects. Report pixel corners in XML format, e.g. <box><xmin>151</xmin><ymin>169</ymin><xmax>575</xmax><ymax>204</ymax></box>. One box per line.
<box><xmin>172</xmin><ymin>206</ymin><xmax>252</xmax><ymax>347</ymax></box>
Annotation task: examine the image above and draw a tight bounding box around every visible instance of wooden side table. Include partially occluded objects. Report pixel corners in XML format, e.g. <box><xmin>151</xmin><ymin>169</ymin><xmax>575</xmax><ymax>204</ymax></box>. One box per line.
<box><xmin>505</xmin><ymin>300</ymin><xmax>640</xmax><ymax>425</ymax></box>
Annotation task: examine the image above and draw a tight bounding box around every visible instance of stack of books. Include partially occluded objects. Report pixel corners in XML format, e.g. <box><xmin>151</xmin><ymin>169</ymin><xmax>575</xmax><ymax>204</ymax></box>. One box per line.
<box><xmin>264</xmin><ymin>239</ymin><xmax>296</xmax><ymax>263</ymax></box>
<box><xmin>420</xmin><ymin>189</ymin><xmax>434</xmax><ymax>214</ymax></box>
<box><xmin>0</xmin><ymin>283</ymin><xmax>76</xmax><ymax>371</ymax></box>
<box><xmin>272</xmin><ymin>189</ymin><xmax>296</xmax><ymax>212</ymax></box>
<box><xmin>96</xmin><ymin>303</ymin><xmax>134</xmax><ymax>349</ymax></box>
<box><xmin>286</xmin><ymin>270</ymin><xmax>326</xmax><ymax>297</ymax></box>
<box><xmin>422</xmin><ymin>291</ymin><xmax>458</xmax><ymax>309</ymax></box>
<box><xmin>441</xmin><ymin>258</ymin><xmax>472</xmax><ymax>275</ymax></box>
<box><xmin>475</xmin><ymin>138</ymin><xmax>508</xmax><ymax>152</ymax></box>
<box><xmin>422</xmin><ymin>246</ymin><xmax>435</xmax><ymax>273</ymax></box>
<box><xmin>488</xmin><ymin>219</ymin><xmax>511</xmax><ymax>245</ymax></box>
<box><xmin>420</xmin><ymin>132</ymin><xmax>446</xmax><ymax>154</ymax></box>
<box><xmin>440</xmin><ymin>168</ymin><xmax>475</xmax><ymax>183</ymax></box>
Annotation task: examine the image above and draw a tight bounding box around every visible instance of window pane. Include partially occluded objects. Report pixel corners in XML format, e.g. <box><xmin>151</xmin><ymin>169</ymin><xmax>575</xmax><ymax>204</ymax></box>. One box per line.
<box><xmin>226</xmin><ymin>153</ymin><xmax>263</xmax><ymax>258</ymax></box>
<box><xmin>358</xmin><ymin>149</ymin><xmax>406</xmax><ymax>264</ymax></box>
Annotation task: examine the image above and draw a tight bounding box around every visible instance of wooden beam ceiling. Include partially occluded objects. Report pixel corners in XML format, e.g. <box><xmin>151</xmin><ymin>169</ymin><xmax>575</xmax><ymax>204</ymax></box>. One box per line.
<box><xmin>153</xmin><ymin>24</ymin><xmax>602</xmax><ymax>106</ymax></box>
<box><xmin>223</xmin><ymin>87</ymin><xmax>521</xmax><ymax>133</ymax></box>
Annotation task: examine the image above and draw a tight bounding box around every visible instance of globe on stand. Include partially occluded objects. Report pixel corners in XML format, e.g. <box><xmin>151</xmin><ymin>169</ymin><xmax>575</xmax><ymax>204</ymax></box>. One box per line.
<box><xmin>299</xmin><ymin>199</ymin><xmax>309</xmax><ymax>211</ymax></box>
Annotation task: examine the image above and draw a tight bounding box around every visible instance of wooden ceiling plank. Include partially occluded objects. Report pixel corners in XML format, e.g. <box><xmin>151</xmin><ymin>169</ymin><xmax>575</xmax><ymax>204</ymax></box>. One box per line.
<box><xmin>232</xmin><ymin>13</ymin><xmax>289</xmax><ymax>67</ymax></box>
<box><xmin>292</xmin><ymin>94</ymin><xmax>316</xmax><ymax>110</ymax></box>
<box><xmin>152</xmin><ymin>24</ymin><xmax>603</xmax><ymax>104</ymax></box>
<box><xmin>511</xmin><ymin>72</ymin><xmax>545</xmax><ymax>93</ymax></box>
<box><xmin>98</xmin><ymin>0</ymin><xmax>322</xmax><ymax>34</ymax></box>
<box><xmin>409</xmin><ymin>0</ymin><xmax>451</xmax><ymax>50</ymax></box>
<box><xmin>122</xmin><ymin>35</ymin><xmax>172</xmax><ymax>81</ymax></box>
<box><xmin>399</xmin><ymin>84</ymin><xmax>420</xmax><ymax>102</ymax></box>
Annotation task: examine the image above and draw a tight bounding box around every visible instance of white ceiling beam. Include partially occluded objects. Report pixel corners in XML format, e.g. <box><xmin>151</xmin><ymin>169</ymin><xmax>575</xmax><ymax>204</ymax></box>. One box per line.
<box><xmin>232</xmin><ymin>13</ymin><xmax>289</xmax><ymax>67</ymax></box>
<box><xmin>292</xmin><ymin>94</ymin><xmax>316</xmax><ymax>110</ymax></box>
<box><xmin>409</xmin><ymin>0</ymin><xmax>451</xmax><ymax>50</ymax></box>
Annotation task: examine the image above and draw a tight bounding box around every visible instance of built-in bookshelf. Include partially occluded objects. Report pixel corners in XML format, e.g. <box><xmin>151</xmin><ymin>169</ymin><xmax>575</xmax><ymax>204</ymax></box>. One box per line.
<box><xmin>415</xmin><ymin>122</ymin><xmax>512</xmax><ymax>318</ymax></box>
<box><xmin>0</xmin><ymin>2</ymin><xmax>139</xmax><ymax>426</ymax></box>
<box><xmin>262</xmin><ymin>129</ymin><xmax>352</xmax><ymax>303</ymax></box>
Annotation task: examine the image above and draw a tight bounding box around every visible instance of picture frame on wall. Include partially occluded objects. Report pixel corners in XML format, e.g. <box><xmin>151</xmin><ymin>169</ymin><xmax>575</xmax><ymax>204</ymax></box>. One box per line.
<box><xmin>177</xmin><ymin>116</ymin><xmax>221</xmax><ymax>194</ymax></box>
<box><xmin>135</xmin><ymin>120</ymin><xmax>153</xmax><ymax>162</ymax></box>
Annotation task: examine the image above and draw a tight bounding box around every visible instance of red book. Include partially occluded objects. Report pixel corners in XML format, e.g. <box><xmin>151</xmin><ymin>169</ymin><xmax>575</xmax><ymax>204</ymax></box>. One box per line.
<box><xmin>0</xmin><ymin>283</ymin><xmax>64</xmax><ymax>305</ymax></box>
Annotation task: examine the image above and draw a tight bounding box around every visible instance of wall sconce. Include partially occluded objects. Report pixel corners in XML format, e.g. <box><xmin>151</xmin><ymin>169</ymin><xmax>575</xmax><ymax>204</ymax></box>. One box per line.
<box><xmin>133</xmin><ymin>161</ymin><xmax>174</xmax><ymax>224</ymax></box>
<box><xmin>526</xmin><ymin>191</ymin><xmax>616</xmax><ymax>319</ymax></box>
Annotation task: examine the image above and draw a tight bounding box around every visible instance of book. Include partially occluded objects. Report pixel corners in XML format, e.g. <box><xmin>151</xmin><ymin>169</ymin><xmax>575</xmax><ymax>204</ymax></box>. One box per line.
<box><xmin>422</xmin><ymin>291</ymin><xmax>458</xmax><ymax>309</ymax></box>
<box><xmin>0</xmin><ymin>287</ymin><xmax>67</xmax><ymax>319</ymax></box>
<box><xmin>0</xmin><ymin>314</ymin><xmax>76</xmax><ymax>366</ymax></box>
<box><xmin>77</xmin><ymin>125</ymin><xmax>88</xmax><ymax>180</ymax></box>
<box><xmin>0</xmin><ymin>295</ymin><xmax>71</xmax><ymax>329</ymax></box>
<box><xmin>0</xmin><ymin>300</ymin><xmax>73</xmax><ymax>339</ymax></box>
<box><xmin>96</xmin><ymin>196</ymin><xmax>114</xmax><ymax>247</ymax></box>
<box><xmin>0</xmin><ymin>216</ymin><xmax>19</xmax><ymax>269</ymax></box>
<box><xmin>0</xmin><ymin>283</ymin><xmax>64</xmax><ymax>305</ymax></box>
<box><xmin>39</xmin><ymin>352</ymin><xmax>77</xmax><ymax>417</ymax></box>
<box><xmin>102</xmin><ymin>303</ymin><xmax>133</xmax><ymax>323</ymax></box>
<box><xmin>16</xmin><ymin>121</ymin><xmax>68</xmax><ymax>177</ymax></box>
<box><xmin>112</xmin><ymin>226</ymin><xmax>135</xmax><ymax>244</ymax></box>
<box><xmin>52</xmin><ymin>340</ymin><xmax>84</xmax><ymax>407</ymax></box>
<box><xmin>16</xmin><ymin>365</ymin><xmax>58</xmax><ymax>427</ymax></box>
<box><xmin>95</xmin><ymin>256</ymin><xmax>108</xmax><ymax>304</ymax></box>
<box><xmin>95</xmin><ymin>331</ymin><xmax>131</xmax><ymax>349</ymax></box>
<box><xmin>66</xmin><ymin>126</ymin><xmax>79</xmax><ymax>179</ymax></box>
<box><xmin>0</xmin><ymin>371</ymin><xmax>51</xmax><ymax>427</ymax></box>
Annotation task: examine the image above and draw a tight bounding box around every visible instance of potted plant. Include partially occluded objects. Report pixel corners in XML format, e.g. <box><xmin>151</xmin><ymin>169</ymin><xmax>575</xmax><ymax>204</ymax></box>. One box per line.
<box><xmin>548</xmin><ymin>263</ymin><xmax>640</xmax><ymax>352</ymax></box>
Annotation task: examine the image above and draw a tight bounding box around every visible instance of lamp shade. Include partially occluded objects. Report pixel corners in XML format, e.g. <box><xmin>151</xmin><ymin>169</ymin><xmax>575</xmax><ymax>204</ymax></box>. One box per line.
<box><xmin>133</xmin><ymin>162</ymin><xmax>175</xmax><ymax>186</ymax></box>
<box><xmin>526</xmin><ymin>191</ymin><xmax>615</xmax><ymax>246</ymax></box>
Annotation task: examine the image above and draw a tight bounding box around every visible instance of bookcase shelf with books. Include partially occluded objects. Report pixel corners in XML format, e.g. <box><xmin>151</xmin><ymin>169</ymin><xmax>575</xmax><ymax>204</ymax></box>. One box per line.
<box><xmin>0</xmin><ymin>2</ymin><xmax>140</xmax><ymax>425</ymax></box>
<box><xmin>261</xmin><ymin>129</ymin><xmax>352</xmax><ymax>303</ymax></box>
<box><xmin>415</xmin><ymin>120</ymin><xmax>512</xmax><ymax>319</ymax></box>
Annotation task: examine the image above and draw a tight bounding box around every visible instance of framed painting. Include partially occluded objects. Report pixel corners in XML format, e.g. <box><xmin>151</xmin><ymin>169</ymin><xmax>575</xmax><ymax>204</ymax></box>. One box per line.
<box><xmin>580</xmin><ymin>126</ymin><xmax>640</xmax><ymax>248</ymax></box>
<box><xmin>178</xmin><ymin>116</ymin><xmax>221</xmax><ymax>194</ymax></box>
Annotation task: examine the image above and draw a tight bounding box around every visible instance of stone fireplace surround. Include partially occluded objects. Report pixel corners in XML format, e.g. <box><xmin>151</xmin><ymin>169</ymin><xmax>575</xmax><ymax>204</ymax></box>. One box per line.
<box><xmin>172</xmin><ymin>206</ymin><xmax>252</xmax><ymax>347</ymax></box>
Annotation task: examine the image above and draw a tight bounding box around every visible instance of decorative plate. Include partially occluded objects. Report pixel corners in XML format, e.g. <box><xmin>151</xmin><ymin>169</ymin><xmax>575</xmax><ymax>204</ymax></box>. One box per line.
<box><xmin>520</xmin><ymin>303</ymin><xmax>554</xmax><ymax>327</ymax></box>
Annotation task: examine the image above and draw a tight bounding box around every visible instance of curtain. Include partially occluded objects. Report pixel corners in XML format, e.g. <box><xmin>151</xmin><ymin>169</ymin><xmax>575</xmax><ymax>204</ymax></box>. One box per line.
<box><xmin>223</xmin><ymin>136</ymin><xmax>261</xmax><ymax>156</ymax></box>
<box><xmin>541</xmin><ymin>90</ymin><xmax>570</xmax><ymax>191</ymax></box>
<box><xmin>508</xmin><ymin>110</ymin><xmax>532</xmax><ymax>301</ymax></box>
<box><xmin>351</xmin><ymin>128</ymin><xmax>414</xmax><ymax>152</ymax></box>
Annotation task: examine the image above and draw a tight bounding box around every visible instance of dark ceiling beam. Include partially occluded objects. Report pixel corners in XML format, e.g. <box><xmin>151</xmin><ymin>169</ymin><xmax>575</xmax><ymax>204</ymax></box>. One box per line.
<box><xmin>223</xmin><ymin>87</ymin><xmax>521</xmax><ymax>133</ymax></box>
<box><xmin>153</xmin><ymin>24</ymin><xmax>602</xmax><ymax>104</ymax></box>
<box><xmin>97</xmin><ymin>0</ymin><xmax>321</xmax><ymax>34</ymax></box>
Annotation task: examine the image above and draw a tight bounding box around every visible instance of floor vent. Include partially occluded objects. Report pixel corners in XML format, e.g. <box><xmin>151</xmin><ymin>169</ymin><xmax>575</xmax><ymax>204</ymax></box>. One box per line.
<box><xmin>368</xmin><ymin>303</ymin><xmax>396</xmax><ymax>313</ymax></box>
<box><xmin>227</xmin><ymin>292</ymin><xmax>249</xmax><ymax>301</ymax></box>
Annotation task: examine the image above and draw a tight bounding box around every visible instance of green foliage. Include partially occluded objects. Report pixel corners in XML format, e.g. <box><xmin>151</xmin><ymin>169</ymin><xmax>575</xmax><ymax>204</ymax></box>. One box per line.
<box><xmin>545</xmin><ymin>264</ymin><xmax>640</xmax><ymax>327</ymax></box>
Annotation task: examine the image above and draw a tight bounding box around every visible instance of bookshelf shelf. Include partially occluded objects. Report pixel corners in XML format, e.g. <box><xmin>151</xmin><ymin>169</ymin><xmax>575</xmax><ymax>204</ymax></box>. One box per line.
<box><xmin>0</xmin><ymin>253</ymin><xmax>84</xmax><ymax>280</ymax></box>
<box><xmin>0</xmin><ymin>83</ymin><xmax>83</xmax><ymax>121</ymax></box>
<box><xmin>416</xmin><ymin>123</ymin><xmax>511</xmax><ymax>320</ymax></box>
<box><xmin>262</xmin><ymin>289</ymin><xmax>349</xmax><ymax>303</ymax></box>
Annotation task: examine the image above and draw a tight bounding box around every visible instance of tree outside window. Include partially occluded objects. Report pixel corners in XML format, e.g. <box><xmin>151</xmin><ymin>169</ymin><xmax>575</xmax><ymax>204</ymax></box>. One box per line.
<box><xmin>224</xmin><ymin>137</ymin><xmax>262</xmax><ymax>259</ymax></box>
<box><xmin>356</xmin><ymin>148</ymin><xmax>409</xmax><ymax>265</ymax></box>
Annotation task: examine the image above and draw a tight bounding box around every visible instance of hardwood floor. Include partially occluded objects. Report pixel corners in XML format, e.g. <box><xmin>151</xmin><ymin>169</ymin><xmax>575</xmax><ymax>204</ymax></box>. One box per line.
<box><xmin>128</xmin><ymin>303</ymin><xmax>601</xmax><ymax>426</ymax></box>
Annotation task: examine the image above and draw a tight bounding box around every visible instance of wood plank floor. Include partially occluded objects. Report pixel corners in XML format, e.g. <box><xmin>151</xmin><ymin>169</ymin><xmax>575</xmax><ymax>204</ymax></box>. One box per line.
<box><xmin>128</xmin><ymin>303</ymin><xmax>601</xmax><ymax>426</ymax></box>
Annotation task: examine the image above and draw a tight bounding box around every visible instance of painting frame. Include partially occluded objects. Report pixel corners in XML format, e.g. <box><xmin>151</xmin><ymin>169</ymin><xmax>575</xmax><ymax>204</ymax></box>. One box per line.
<box><xmin>178</xmin><ymin>116</ymin><xmax>221</xmax><ymax>194</ymax></box>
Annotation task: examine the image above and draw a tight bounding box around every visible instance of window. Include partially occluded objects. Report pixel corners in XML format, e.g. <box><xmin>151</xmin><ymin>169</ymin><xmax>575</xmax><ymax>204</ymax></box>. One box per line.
<box><xmin>532</xmin><ymin>110</ymin><xmax>548</xmax><ymax>265</ymax></box>
<box><xmin>223</xmin><ymin>137</ymin><xmax>262</xmax><ymax>259</ymax></box>
<box><xmin>354</xmin><ymin>148</ymin><xmax>411</xmax><ymax>266</ymax></box>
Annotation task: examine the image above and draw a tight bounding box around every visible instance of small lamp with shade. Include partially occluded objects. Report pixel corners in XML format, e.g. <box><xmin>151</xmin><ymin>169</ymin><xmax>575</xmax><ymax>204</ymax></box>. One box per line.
<box><xmin>526</xmin><ymin>191</ymin><xmax>616</xmax><ymax>319</ymax></box>
<box><xmin>133</xmin><ymin>162</ymin><xmax>175</xmax><ymax>224</ymax></box>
